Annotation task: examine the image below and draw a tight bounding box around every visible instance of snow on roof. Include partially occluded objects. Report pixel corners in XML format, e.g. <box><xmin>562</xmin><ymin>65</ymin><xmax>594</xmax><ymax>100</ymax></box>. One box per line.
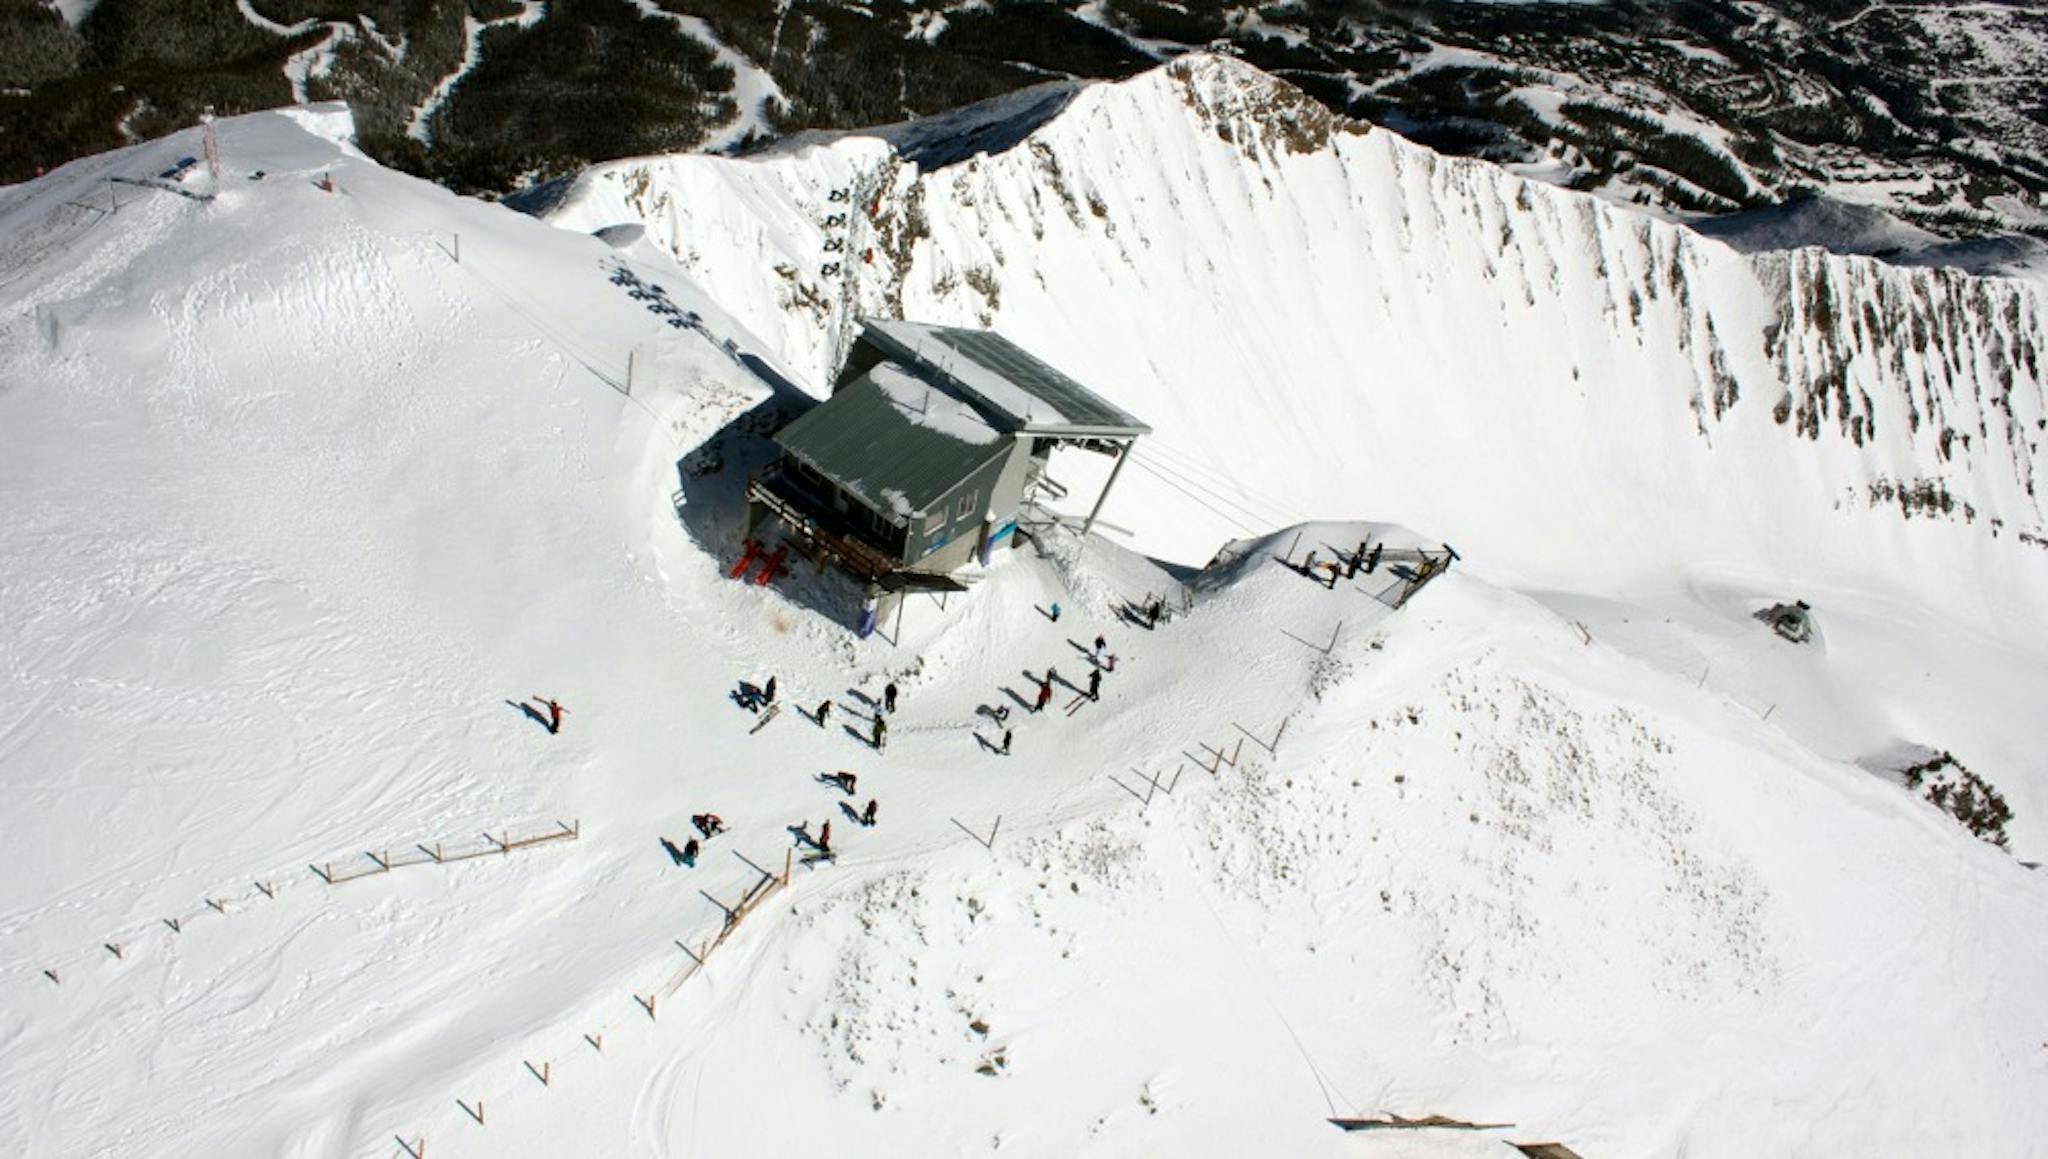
<box><xmin>773</xmin><ymin>365</ymin><xmax>1011</xmax><ymax>516</ymax></box>
<box><xmin>868</xmin><ymin>361</ymin><xmax>1001</xmax><ymax>446</ymax></box>
<box><xmin>863</xmin><ymin>319</ymin><xmax>1151</xmax><ymax>438</ymax></box>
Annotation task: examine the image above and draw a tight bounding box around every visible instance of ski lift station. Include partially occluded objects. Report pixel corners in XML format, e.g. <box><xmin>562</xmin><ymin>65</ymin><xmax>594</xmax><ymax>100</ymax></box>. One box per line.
<box><xmin>746</xmin><ymin>320</ymin><xmax>1150</xmax><ymax>634</ymax></box>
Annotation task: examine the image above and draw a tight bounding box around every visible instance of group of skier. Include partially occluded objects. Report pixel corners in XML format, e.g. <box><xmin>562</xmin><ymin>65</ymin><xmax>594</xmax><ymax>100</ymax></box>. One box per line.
<box><xmin>1302</xmin><ymin>540</ymin><xmax>1381</xmax><ymax>589</ymax></box>
<box><xmin>670</xmin><ymin>676</ymin><xmax>910</xmax><ymax>873</ymax></box>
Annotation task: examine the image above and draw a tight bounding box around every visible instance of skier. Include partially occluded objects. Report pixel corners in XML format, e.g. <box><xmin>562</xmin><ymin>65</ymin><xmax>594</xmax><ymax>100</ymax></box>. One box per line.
<box><xmin>818</xmin><ymin>820</ymin><xmax>832</xmax><ymax>853</ymax></box>
<box><xmin>1302</xmin><ymin>550</ymin><xmax>1317</xmax><ymax>577</ymax></box>
<box><xmin>1087</xmin><ymin>667</ymin><xmax>1102</xmax><ymax>701</ymax></box>
<box><xmin>694</xmin><ymin>813</ymin><xmax>725</xmax><ymax>837</ymax></box>
<box><xmin>872</xmin><ymin>714</ymin><xmax>887</xmax><ymax>752</ymax></box>
<box><xmin>833</xmin><ymin>771</ymin><xmax>858</xmax><ymax>795</ymax></box>
<box><xmin>764</xmin><ymin>676</ymin><xmax>777</xmax><ymax>705</ymax></box>
<box><xmin>1325</xmin><ymin>561</ymin><xmax>1342</xmax><ymax>589</ymax></box>
<box><xmin>1365</xmin><ymin>543</ymin><xmax>1382</xmax><ymax>574</ymax></box>
<box><xmin>1104</xmin><ymin>653</ymin><xmax>1118</xmax><ymax>673</ymax></box>
<box><xmin>883</xmin><ymin>682</ymin><xmax>898</xmax><ymax>714</ymax></box>
<box><xmin>1050</xmin><ymin>602</ymin><xmax>1062</xmax><ymax>623</ymax></box>
<box><xmin>682</xmin><ymin>838</ymin><xmax>699</xmax><ymax>866</ymax></box>
<box><xmin>1147</xmin><ymin>597</ymin><xmax>1163</xmax><ymax>629</ymax></box>
<box><xmin>816</xmin><ymin>699</ymin><xmax>832</xmax><ymax>726</ymax></box>
<box><xmin>1093</xmin><ymin>634</ymin><xmax>1106</xmax><ymax>660</ymax></box>
<box><xmin>989</xmin><ymin>704</ymin><xmax>1011</xmax><ymax>724</ymax></box>
<box><xmin>536</xmin><ymin>697</ymin><xmax>566</xmax><ymax>734</ymax></box>
<box><xmin>1000</xmin><ymin>729</ymin><xmax>1013</xmax><ymax>755</ymax></box>
<box><xmin>1033</xmin><ymin>679</ymin><xmax>1053</xmax><ymax>713</ymax></box>
<box><xmin>862</xmin><ymin>798</ymin><xmax>878</xmax><ymax>826</ymax></box>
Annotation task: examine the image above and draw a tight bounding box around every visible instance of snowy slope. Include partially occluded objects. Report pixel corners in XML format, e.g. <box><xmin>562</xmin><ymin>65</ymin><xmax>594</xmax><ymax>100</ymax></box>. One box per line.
<box><xmin>1</xmin><ymin>67</ymin><xmax>2047</xmax><ymax>1159</ymax></box>
<box><xmin>545</xmin><ymin>55</ymin><xmax>2048</xmax><ymax>851</ymax></box>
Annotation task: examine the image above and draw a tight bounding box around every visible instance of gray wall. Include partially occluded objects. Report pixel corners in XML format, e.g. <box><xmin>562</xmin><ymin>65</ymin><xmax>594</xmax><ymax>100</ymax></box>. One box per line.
<box><xmin>905</xmin><ymin>440</ymin><xmax>1028</xmax><ymax>566</ymax></box>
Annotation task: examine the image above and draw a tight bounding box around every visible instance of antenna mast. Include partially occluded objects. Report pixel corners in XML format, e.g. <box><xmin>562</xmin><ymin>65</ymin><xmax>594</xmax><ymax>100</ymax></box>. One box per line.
<box><xmin>201</xmin><ymin>112</ymin><xmax>221</xmax><ymax>187</ymax></box>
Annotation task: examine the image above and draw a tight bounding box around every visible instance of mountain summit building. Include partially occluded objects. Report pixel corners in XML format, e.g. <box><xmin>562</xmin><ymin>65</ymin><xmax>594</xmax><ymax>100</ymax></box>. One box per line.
<box><xmin>746</xmin><ymin>320</ymin><xmax>1149</xmax><ymax>631</ymax></box>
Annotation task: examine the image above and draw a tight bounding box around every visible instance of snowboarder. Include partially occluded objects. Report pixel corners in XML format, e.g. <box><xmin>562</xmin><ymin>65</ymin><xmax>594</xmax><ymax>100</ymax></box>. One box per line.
<box><xmin>694</xmin><ymin>813</ymin><xmax>724</xmax><ymax>837</ymax></box>
<box><xmin>883</xmin><ymin>682</ymin><xmax>898</xmax><ymax>714</ymax></box>
<box><xmin>816</xmin><ymin>699</ymin><xmax>832</xmax><ymax>726</ymax></box>
<box><xmin>682</xmin><ymin>838</ymin><xmax>700</xmax><ymax>866</ymax></box>
<box><xmin>862</xmin><ymin>798</ymin><xmax>878</xmax><ymax>826</ymax></box>
<box><xmin>818</xmin><ymin>820</ymin><xmax>832</xmax><ymax>853</ymax></box>
<box><xmin>1000</xmin><ymin>729</ymin><xmax>1013</xmax><ymax>755</ymax></box>
<box><xmin>831</xmin><ymin>770</ymin><xmax>857</xmax><ymax>795</ymax></box>
<box><xmin>872</xmin><ymin>714</ymin><xmax>887</xmax><ymax>751</ymax></box>
<box><xmin>1087</xmin><ymin>667</ymin><xmax>1102</xmax><ymax>701</ymax></box>
<box><xmin>536</xmin><ymin>697</ymin><xmax>566</xmax><ymax>734</ymax></box>
<box><xmin>990</xmin><ymin>704</ymin><xmax>1011</xmax><ymax>724</ymax></box>
<box><xmin>1033</xmin><ymin>679</ymin><xmax>1052</xmax><ymax>713</ymax></box>
<box><xmin>764</xmin><ymin>676</ymin><xmax>777</xmax><ymax>706</ymax></box>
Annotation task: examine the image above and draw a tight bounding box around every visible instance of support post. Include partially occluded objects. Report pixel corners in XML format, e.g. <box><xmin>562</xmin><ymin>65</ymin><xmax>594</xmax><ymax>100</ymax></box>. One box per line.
<box><xmin>1080</xmin><ymin>440</ymin><xmax>1132</xmax><ymax>538</ymax></box>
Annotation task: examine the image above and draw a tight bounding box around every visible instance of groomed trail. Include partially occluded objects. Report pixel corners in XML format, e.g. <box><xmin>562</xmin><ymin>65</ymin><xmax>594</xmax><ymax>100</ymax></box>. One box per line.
<box><xmin>0</xmin><ymin>63</ymin><xmax>2045</xmax><ymax>1159</ymax></box>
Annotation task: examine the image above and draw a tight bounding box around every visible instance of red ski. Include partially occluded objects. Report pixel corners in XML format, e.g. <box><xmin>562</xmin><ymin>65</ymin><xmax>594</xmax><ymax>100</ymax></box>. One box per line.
<box><xmin>728</xmin><ymin>538</ymin><xmax>761</xmax><ymax>579</ymax></box>
<box><xmin>753</xmin><ymin>546</ymin><xmax>789</xmax><ymax>586</ymax></box>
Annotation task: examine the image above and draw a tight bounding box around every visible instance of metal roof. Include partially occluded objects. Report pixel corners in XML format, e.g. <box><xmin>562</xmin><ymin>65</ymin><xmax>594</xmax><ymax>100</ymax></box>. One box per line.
<box><xmin>862</xmin><ymin>319</ymin><xmax>1151</xmax><ymax>438</ymax></box>
<box><xmin>773</xmin><ymin>371</ymin><xmax>1011</xmax><ymax>519</ymax></box>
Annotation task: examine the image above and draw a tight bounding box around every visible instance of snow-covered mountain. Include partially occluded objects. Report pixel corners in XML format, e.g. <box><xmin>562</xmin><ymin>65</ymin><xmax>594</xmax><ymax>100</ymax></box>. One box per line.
<box><xmin>552</xmin><ymin>56</ymin><xmax>2046</xmax><ymax>594</ymax></box>
<box><xmin>2</xmin><ymin>56</ymin><xmax>2046</xmax><ymax>1159</ymax></box>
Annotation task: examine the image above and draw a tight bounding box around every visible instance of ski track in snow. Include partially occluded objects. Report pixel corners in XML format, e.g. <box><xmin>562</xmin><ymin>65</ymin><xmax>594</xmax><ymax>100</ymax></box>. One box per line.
<box><xmin>620</xmin><ymin>0</ymin><xmax>786</xmax><ymax>152</ymax></box>
<box><xmin>405</xmin><ymin>2</ymin><xmax>546</xmax><ymax>145</ymax></box>
<box><xmin>0</xmin><ymin>58</ymin><xmax>2046</xmax><ymax>1158</ymax></box>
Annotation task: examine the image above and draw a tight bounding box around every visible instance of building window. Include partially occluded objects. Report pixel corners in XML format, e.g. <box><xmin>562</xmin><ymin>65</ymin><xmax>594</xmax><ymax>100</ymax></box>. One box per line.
<box><xmin>957</xmin><ymin>491</ymin><xmax>977</xmax><ymax>520</ymax></box>
<box><xmin>924</xmin><ymin>511</ymin><xmax>945</xmax><ymax>535</ymax></box>
<box><xmin>832</xmin><ymin>488</ymin><xmax>849</xmax><ymax>513</ymax></box>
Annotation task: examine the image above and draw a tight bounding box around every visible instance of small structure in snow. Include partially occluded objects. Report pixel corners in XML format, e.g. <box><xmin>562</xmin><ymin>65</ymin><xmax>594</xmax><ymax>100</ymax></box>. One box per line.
<box><xmin>1753</xmin><ymin>599</ymin><xmax>1814</xmax><ymax>643</ymax></box>
<box><xmin>746</xmin><ymin>320</ymin><xmax>1149</xmax><ymax>634</ymax></box>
